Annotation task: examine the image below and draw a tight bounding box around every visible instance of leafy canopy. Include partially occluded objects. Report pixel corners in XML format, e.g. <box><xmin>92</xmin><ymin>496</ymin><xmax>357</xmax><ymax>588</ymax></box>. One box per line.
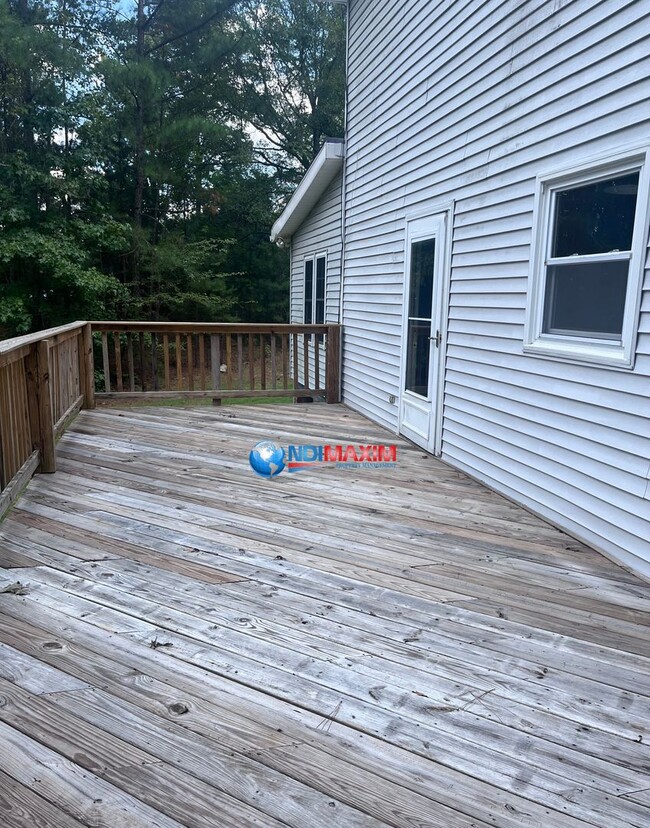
<box><xmin>0</xmin><ymin>0</ymin><xmax>346</xmax><ymax>336</ymax></box>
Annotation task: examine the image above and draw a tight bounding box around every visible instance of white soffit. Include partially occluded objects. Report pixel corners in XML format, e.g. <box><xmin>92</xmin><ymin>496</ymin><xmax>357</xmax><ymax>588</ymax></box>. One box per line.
<box><xmin>270</xmin><ymin>139</ymin><xmax>344</xmax><ymax>242</ymax></box>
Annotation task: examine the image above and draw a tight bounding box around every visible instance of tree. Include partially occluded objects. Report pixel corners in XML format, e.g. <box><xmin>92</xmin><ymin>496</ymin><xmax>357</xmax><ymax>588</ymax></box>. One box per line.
<box><xmin>0</xmin><ymin>0</ymin><xmax>343</xmax><ymax>336</ymax></box>
<box><xmin>231</xmin><ymin>0</ymin><xmax>346</xmax><ymax>176</ymax></box>
<box><xmin>0</xmin><ymin>0</ymin><xmax>127</xmax><ymax>335</ymax></box>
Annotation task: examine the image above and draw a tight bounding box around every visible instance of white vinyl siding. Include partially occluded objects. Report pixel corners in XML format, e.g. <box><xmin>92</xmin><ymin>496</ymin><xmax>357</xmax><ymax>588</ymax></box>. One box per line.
<box><xmin>342</xmin><ymin>0</ymin><xmax>650</xmax><ymax>574</ymax></box>
<box><xmin>290</xmin><ymin>170</ymin><xmax>343</xmax><ymax>388</ymax></box>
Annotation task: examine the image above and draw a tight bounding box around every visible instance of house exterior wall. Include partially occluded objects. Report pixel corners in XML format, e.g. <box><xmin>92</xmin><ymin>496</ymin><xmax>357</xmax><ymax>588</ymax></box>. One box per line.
<box><xmin>290</xmin><ymin>170</ymin><xmax>343</xmax><ymax>387</ymax></box>
<box><xmin>342</xmin><ymin>0</ymin><xmax>650</xmax><ymax>575</ymax></box>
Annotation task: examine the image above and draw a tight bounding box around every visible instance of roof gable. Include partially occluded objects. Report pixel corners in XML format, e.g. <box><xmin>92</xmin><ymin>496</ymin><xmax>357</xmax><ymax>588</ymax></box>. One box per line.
<box><xmin>270</xmin><ymin>139</ymin><xmax>344</xmax><ymax>242</ymax></box>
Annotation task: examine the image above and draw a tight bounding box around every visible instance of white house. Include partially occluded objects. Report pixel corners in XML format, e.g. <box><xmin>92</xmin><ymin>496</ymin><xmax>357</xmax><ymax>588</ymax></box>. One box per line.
<box><xmin>271</xmin><ymin>0</ymin><xmax>650</xmax><ymax>579</ymax></box>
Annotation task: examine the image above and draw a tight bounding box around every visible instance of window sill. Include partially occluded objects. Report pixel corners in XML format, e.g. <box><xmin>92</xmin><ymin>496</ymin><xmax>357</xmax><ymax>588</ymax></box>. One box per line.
<box><xmin>523</xmin><ymin>337</ymin><xmax>634</xmax><ymax>370</ymax></box>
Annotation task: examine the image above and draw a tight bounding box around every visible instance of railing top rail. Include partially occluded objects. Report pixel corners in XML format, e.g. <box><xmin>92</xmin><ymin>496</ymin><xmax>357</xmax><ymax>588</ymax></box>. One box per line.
<box><xmin>0</xmin><ymin>320</ymin><xmax>87</xmax><ymax>357</ymax></box>
<box><xmin>91</xmin><ymin>322</ymin><xmax>337</xmax><ymax>334</ymax></box>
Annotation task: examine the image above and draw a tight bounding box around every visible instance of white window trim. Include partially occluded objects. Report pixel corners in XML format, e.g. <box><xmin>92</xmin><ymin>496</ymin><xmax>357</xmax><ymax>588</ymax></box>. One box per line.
<box><xmin>303</xmin><ymin>252</ymin><xmax>327</xmax><ymax>325</ymax></box>
<box><xmin>524</xmin><ymin>147</ymin><xmax>650</xmax><ymax>369</ymax></box>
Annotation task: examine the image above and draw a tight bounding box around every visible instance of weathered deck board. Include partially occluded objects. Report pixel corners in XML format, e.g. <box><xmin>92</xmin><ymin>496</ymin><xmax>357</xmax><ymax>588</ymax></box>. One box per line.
<box><xmin>0</xmin><ymin>768</ymin><xmax>88</xmax><ymax>828</ymax></box>
<box><xmin>0</xmin><ymin>404</ymin><xmax>649</xmax><ymax>828</ymax></box>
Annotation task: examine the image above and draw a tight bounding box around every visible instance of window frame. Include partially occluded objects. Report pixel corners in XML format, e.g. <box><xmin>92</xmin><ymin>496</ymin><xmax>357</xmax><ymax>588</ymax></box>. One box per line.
<box><xmin>303</xmin><ymin>252</ymin><xmax>327</xmax><ymax>326</ymax></box>
<box><xmin>524</xmin><ymin>148</ymin><xmax>650</xmax><ymax>369</ymax></box>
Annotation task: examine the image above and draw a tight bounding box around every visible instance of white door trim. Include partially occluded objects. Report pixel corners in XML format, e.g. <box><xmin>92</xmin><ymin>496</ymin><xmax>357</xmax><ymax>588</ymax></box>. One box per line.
<box><xmin>398</xmin><ymin>206</ymin><xmax>452</xmax><ymax>455</ymax></box>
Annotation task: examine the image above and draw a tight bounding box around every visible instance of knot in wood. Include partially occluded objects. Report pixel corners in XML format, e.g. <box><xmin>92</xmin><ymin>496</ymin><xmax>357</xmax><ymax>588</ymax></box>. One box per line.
<box><xmin>168</xmin><ymin>702</ymin><xmax>189</xmax><ymax>715</ymax></box>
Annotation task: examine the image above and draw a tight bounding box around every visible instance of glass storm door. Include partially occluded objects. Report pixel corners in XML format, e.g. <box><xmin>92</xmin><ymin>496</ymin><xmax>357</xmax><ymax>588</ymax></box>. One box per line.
<box><xmin>399</xmin><ymin>213</ymin><xmax>447</xmax><ymax>454</ymax></box>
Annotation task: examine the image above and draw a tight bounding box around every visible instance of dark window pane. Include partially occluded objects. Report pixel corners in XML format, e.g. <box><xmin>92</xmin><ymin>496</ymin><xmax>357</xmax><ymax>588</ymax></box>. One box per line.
<box><xmin>405</xmin><ymin>319</ymin><xmax>430</xmax><ymax>396</ymax></box>
<box><xmin>304</xmin><ymin>259</ymin><xmax>313</xmax><ymax>323</ymax></box>
<box><xmin>552</xmin><ymin>172</ymin><xmax>639</xmax><ymax>257</ymax></box>
<box><xmin>315</xmin><ymin>257</ymin><xmax>326</xmax><ymax>324</ymax></box>
<box><xmin>543</xmin><ymin>260</ymin><xmax>629</xmax><ymax>339</ymax></box>
<box><xmin>408</xmin><ymin>239</ymin><xmax>435</xmax><ymax>318</ymax></box>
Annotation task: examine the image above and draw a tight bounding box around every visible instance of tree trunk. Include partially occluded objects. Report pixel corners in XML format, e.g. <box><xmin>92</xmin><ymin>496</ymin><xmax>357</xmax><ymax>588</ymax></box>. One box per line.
<box><xmin>132</xmin><ymin>0</ymin><xmax>147</xmax><ymax>287</ymax></box>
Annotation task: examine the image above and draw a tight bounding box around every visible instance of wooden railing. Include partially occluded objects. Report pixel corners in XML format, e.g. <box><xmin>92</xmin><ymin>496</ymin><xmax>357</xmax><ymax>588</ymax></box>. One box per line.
<box><xmin>0</xmin><ymin>321</ymin><xmax>341</xmax><ymax>518</ymax></box>
<box><xmin>0</xmin><ymin>321</ymin><xmax>94</xmax><ymax>518</ymax></box>
<box><xmin>92</xmin><ymin>322</ymin><xmax>341</xmax><ymax>405</ymax></box>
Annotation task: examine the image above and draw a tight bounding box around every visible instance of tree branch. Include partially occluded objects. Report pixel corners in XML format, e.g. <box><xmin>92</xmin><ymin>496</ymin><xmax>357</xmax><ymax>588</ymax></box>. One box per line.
<box><xmin>143</xmin><ymin>0</ymin><xmax>166</xmax><ymax>30</ymax></box>
<box><xmin>145</xmin><ymin>2</ymin><xmax>237</xmax><ymax>55</ymax></box>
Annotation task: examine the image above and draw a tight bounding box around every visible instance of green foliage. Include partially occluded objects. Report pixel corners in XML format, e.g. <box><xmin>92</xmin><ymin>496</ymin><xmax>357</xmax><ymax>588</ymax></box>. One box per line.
<box><xmin>0</xmin><ymin>225</ymin><xmax>128</xmax><ymax>327</ymax></box>
<box><xmin>234</xmin><ymin>0</ymin><xmax>346</xmax><ymax>176</ymax></box>
<box><xmin>0</xmin><ymin>0</ymin><xmax>344</xmax><ymax>337</ymax></box>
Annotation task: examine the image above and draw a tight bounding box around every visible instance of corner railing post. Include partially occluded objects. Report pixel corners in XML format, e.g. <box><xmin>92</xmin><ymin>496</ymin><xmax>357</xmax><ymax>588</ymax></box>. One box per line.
<box><xmin>325</xmin><ymin>325</ymin><xmax>341</xmax><ymax>404</ymax></box>
<box><xmin>25</xmin><ymin>338</ymin><xmax>56</xmax><ymax>473</ymax></box>
<box><xmin>80</xmin><ymin>322</ymin><xmax>95</xmax><ymax>409</ymax></box>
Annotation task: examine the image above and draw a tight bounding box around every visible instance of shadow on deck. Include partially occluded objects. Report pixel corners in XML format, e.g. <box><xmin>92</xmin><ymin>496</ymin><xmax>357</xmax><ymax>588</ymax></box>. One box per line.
<box><xmin>0</xmin><ymin>403</ymin><xmax>649</xmax><ymax>828</ymax></box>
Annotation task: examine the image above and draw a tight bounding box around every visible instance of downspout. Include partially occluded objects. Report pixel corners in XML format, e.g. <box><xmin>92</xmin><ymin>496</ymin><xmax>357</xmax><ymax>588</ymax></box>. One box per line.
<box><xmin>289</xmin><ymin>237</ymin><xmax>293</xmax><ymax>322</ymax></box>
<box><xmin>338</xmin><ymin>0</ymin><xmax>350</xmax><ymax>327</ymax></box>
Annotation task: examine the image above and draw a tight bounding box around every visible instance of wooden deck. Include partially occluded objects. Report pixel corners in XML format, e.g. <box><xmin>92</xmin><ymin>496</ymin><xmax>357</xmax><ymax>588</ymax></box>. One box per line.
<box><xmin>0</xmin><ymin>403</ymin><xmax>649</xmax><ymax>828</ymax></box>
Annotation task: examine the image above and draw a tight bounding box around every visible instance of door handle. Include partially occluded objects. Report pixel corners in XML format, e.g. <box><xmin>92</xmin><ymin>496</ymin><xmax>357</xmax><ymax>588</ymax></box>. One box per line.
<box><xmin>429</xmin><ymin>330</ymin><xmax>442</xmax><ymax>348</ymax></box>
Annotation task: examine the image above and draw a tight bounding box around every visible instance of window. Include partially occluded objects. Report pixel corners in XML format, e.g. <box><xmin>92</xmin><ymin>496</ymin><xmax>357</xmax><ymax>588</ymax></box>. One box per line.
<box><xmin>405</xmin><ymin>238</ymin><xmax>435</xmax><ymax>396</ymax></box>
<box><xmin>304</xmin><ymin>255</ymin><xmax>326</xmax><ymax>325</ymax></box>
<box><xmin>526</xmin><ymin>152</ymin><xmax>650</xmax><ymax>367</ymax></box>
<box><xmin>304</xmin><ymin>259</ymin><xmax>314</xmax><ymax>323</ymax></box>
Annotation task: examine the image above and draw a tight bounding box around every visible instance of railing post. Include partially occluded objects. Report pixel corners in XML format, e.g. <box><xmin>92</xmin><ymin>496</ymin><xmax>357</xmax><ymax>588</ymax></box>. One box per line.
<box><xmin>25</xmin><ymin>339</ymin><xmax>56</xmax><ymax>473</ymax></box>
<box><xmin>79</xmin><ymin>322</ymin><xmax>95</xmax><ymax>409</ymax></box>
<box><xmin>325</xmin><ymin>325</ymin><xmax>341</xmax><ymax>404</ymax></box>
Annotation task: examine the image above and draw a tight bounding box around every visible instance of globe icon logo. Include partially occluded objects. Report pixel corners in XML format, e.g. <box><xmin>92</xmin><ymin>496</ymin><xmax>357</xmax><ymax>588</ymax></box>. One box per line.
<box><xmin>249</xmin><ymin>440</ymin><xmax>286</xmax><ymax>478</ymax></box>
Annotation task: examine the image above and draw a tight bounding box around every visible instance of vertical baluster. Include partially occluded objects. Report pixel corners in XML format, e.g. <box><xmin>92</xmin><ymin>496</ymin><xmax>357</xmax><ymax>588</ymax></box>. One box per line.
<box><xmin>69</xmin><ymin>338</ymin><xmax>75</xmax><ymax>405</ymax></box>
<box><xmin>66</xmin><ymin>339</ymin><xmax>72</xmax><ymax>408</ymax></box>
<box><xmin>303</xmin><ymin>333</ymin><xmax>310</xmax><ymax>391</ymax></box>
<box><xmin>260</xmin><ymin>334</ymin><xmax>267</xmax><ymax>390</ymax></box>
<box><xmin>58</xmin><ymin>343</ymin><xmax>64</xmax><ymax>413</ymax></box>
<box><xmin>199</xmin><ymin>334</ymin><xmax>206</xmax><ymax>391</ymax></box>
<box><xmin>292</xmin><ymin>333</ymin><xmax>299</xmax><ymax>392</ymax></box>
<box><xmin>66</xmin><ymin>339</ymin><xmax>72</xmax><ymax>409</ymax></box>
<box><xmin>226</xmin><ymin>334</ymin><xmax>232</xmax><ymax>390</ymax></box>
<box><xmin>50</xmin><ymin>343</ymin><xmax>58</xmax><ymax>419</ymax></box>
<box><xmin>55</xmin><ymin>342</ymin><xmax>63</xmax><ymax>416</ymax></box>
<box><xmin>16</xmin><ymin>361</ymin><xmax>27</xmax><ymax>464</ymax></box>
<box><xmin>314</xmin><ymin>335</ymin><xmax>320</xmax><ymax>392</ymax></box>
<box><xmin>114</xmin><ymin>332</ymin><xmax>123</xmax><ymax>392</ymax></box>
<box><xmin>54</xmin><ymin>342</ymin><xmax>61</xmax><ymax>417</ymax></box>
<box><xmin>138</xmin><ymin>332</ymin><xmax>146</xmax><ymax>392</ymax></box>
<box><xmin>101</xmin><ymin>332</ymin><xmax>111</xmax><ymax>393</ymax></box>
<box><xmin>127</xmin><ymin>334</ymin><xmax>135</xmax><ymax>392</ymax></box>
<box><xmin>248</xmin><ymin>334</ymin><xmax>255</xmax><ymax>391</ymax></box>
<box><xmin>187</xmin><ymin>334</ymin><xmax>194</xmax><ymax>391</ymax></box>
<box><xmin>65</xmin><ymin>339</ymin><xmax>72</xmax><ymax>409</ymax></box>
<box><xmin>270</xmin><ymin>335</ymin><xmax>277</xmax><ymax>390</ymax></box>
<box><xmin>163</xmin><ymin>334</ymin><xmax>170</xmax><ymax>390</ymax></box>
<box><xmin>282</xmin><ymin>335</ymin><xmax>289</xmax><ymax>390</ymax></box>
<box><xmin>0</xmin><ymin>367</ymin><xmax>8</xmax><ymax>488</ymax></box>
<box><xmin>211</xmin><ymin>334</ymin><xmax>221</xmax><ymax>398</ymax></box>
<box><xmin>236</xmin><ymin>334</ymin><xmax>243</xmax><ymax>390</ymax></box>
<box><xmin>4</xmin><ymin>364</ymin><xmax>17</xmax><ymax>478</ymax></box>
<box><xmin>151</xmin><ymin>332</ymin><xmax>158</xmax><ymax>391</ymax></box>
<box><xmin>21</xmin><ymin>360</ymin><xmax>32</xmax><ymax>460</ymax></box>
<box><xmin>175</xmin><ymin>334</ymin><xmax>182</xmax><ymax>391</ymax></box>
<box><xmin>12</xmin><ymin>362</ymin><xmax>21</xmax><ymax>472</ymax></box>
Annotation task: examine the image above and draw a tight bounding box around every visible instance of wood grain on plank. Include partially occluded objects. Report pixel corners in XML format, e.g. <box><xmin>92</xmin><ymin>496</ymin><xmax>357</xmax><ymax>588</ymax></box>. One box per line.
<box><xmin>0</xmin><ymin>768</ymin><xmax>87</xmax><ymax>828</ymax></box>
<box><xmin>0</xmin><ymin>721</ymin><xmax>184</xmax><ymax>828</ymax></box>
<box><xmin>0</xmin><ymin>404</ymin><xmax>649</xmax><ymax>828</ymax></box>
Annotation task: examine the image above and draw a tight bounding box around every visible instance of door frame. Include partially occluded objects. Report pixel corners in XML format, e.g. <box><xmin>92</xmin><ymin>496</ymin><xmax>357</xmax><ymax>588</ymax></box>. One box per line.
<box><xmin>398</xmin><ymin>203</ymin><xmax>453</xmax><ymax>456</ymax></box>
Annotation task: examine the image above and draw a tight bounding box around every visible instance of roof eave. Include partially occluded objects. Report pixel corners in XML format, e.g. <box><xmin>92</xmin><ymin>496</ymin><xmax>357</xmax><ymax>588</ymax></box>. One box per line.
<box><xmin>270</xmin><ymin>139</ymin><xmax>344</xmax><ymax>243</ymax></box>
